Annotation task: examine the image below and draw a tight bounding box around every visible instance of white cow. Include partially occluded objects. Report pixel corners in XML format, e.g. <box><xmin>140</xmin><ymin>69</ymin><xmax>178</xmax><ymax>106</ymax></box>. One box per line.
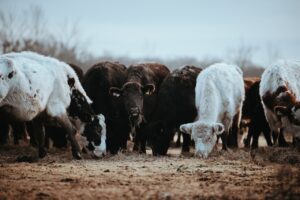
<box><xmin>260</xmin><ymin>60</ymin><xmax>300</xmax><ymax>145</ymax></box>
<box><xmin>0</xmin><ymin>51</ymin><xmax>106</xmax><ymax>159</ymax></box>
<box><xmin>180</xmin><ymin>63</ymin><xmax>244</xmax><ymax>158</ymax></box>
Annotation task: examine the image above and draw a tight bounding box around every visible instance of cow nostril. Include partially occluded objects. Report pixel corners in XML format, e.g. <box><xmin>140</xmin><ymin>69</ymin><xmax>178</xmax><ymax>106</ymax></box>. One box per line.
<box><xmin>130</xmin><ymin>107</ymin><xmax>140</xmax><ymax>115</ymax></box>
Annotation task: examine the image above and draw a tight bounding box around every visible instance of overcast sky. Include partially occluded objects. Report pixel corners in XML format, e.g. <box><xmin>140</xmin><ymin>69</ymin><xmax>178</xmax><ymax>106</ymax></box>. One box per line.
<box><xmin>1</xmin><ymin>0</ymin><xmax>299</xmax><ymax>65</ymax></box>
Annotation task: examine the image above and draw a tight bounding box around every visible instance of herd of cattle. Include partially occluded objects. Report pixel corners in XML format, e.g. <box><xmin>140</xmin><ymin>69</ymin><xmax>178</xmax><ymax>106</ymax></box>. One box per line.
<box><xmin>0</xmin><ymin>51</ymin><xmax>299</xmax><ymax>159</ymax></box>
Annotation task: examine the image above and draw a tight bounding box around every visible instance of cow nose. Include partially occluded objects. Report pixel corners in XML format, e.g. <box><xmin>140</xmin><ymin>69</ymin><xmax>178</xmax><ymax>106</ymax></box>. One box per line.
<box><xmin>130</xmin><ymin>107</ymin><xmax>140</xmax><ymax>116</ymax></box>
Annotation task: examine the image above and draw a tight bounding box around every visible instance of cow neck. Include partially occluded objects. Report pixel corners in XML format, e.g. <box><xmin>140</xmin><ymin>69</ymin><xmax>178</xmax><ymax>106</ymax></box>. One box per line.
<box><xmin>197</xmin><ymin>85</ymin><xmax>220</xmax><ymax>123</ymax></box>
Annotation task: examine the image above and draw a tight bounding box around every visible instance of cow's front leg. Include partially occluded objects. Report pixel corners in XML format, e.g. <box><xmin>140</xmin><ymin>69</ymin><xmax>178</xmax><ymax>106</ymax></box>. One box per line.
<box><xmin>0</xmin><ymin>122</ymin><xmax>9</xmax><ymax>145</ymax></box>
<box><xmin>27</xmin><ymin>119</ymin><xmax>47</xmax><ymax>158</ymax></box>
<box><xmin>278</xmin><ymin>128</ymin><xmax>288</xmax><ymax>147</ymax></box>
<box><xmin>140</xmin><ymin>133</ymin><xmax>147</xmax><ymax>154</ymax></box>
<box><xmin>182</xmin><ymin>132</ymin><xmax>191</xmax><ymax>153</ymax></box>
<box><xmin>56</xmin><ymin>114</ymin><xmax>82</xmax><ymax>159</ymax></box>
<box><xmin>220</xmin><ymin>132</ymin><xmax>228</xmax><ymax>151</ymax></box>
<box><xmin>132</xmin><ymin>130</ymin><xmax>139</xmax><ymax>152</ymax></box>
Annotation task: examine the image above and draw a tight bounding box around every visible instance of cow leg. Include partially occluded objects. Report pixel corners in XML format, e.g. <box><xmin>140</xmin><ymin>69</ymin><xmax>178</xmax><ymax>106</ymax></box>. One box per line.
<box><xmin>262</xmin><ymin>125</ymin><xmax>272</xmax><ymax>146</ymax></box>
<box><xmin>27</xmin><ymin>119</ymin><xmax>47</xmax><ymax>158</ymax></box>
<box><xmin>278</xmin><ymin>128</ymin><xmax>288</xmax><ymax>147</ymax></box>
<box><xmin>140</xmin><ymin>135</ymin><xmax>146</xmax><ymax>154</ymax></box>
<box><xmin>139</xmin><ymin>124</ymin><xmax>147</xmax><ymax>154</ymax></box>
<box><xmin>250</xmin><ymin>122</ymin><xmax>259</xmax><ymax>149</ymax></box>
<box><xmin>132</xmin><ymin>132</ymin><xmax>139</xmax><ymax>152</ymax></box>
<box><xmin>227</xmin><ymin>112</ymin><xmax>240</xmax><ymax>148</ymax></box>
<box><xmin>176</xmin><ymin>131</ymin><xmax>181</xmax><ymax>147</ymax></box>
<box><xmin>181</xmin><ymin>132</ymin><xmax>191</xmax><ymax>153</ymax></box>
<box><xmin>243</xmin><ymin>136</ymin><xmax>251</xmax><ymax>148</ymax></box>
<box><xmin>220</xmin><ymin>132</ymin><xmax>228</xmax><ymax>151</ymax></box>
<box><xmin>272</xmin><ymin>131</ymin><xmax>279</xmax><ymax>145</ymax></box>
<box><xmin>35</xmin><ymin>122</ymin><xmax>47</xmax><ymax>158</ymax></box>
<box><xmin>11</xmin><ymin>122</ymin><xmax>26</xmax><ymax>145</ymax></box>
<box><xmin>0</xmin><ymin>122</ymin><xmax>10</xmax><ymax>145</ymax></box>
<box><xmin>26</xmin><ymin>122</ymin><xmax>38</xmax><ymax>147</ymax></box>
<box><xmin>55</xmin><ymin>115</ymin><xmax>82</xmax><ymax>159</ymax></box>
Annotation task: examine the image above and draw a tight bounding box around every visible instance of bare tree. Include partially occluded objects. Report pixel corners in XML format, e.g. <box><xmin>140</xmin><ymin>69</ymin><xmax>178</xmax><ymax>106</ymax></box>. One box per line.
<box><xmin>0</xmin><ymin>6</ymin><xmax>92</xmax><ymax>69</ymax></box>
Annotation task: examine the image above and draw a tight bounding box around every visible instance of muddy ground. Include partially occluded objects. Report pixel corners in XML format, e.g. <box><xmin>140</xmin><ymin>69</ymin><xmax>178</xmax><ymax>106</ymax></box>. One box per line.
<box><xmin>0</xmin><ymin>137</ymin><xmax>300</xmax><ymax>200</ymax></box>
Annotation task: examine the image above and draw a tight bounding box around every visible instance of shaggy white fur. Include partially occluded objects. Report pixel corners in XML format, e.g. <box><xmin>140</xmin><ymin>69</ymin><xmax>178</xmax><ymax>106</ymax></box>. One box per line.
<box><xmin>180</xmin><ymin>63</ymin><xmax>244</xmax><ymax>158</ymax></box>
<box><xmin>0</xmin><ymin>51</ymin><xmax>106</xmax><ymax>155</ymax></box>
<box><xmin>260</xmin><ymin>60</ymin><xmax>300</xmax><ymax>138</ymax></box>
<box><xmin>0</xmin><ymin>51</ymin><xmax>91</xmax><ymax>120</ymax></box>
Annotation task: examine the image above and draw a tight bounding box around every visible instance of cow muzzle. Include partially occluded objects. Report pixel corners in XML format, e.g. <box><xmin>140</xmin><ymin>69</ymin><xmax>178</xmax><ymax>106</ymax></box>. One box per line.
<box><xmin>130</xmin><ymin>107</ymin><xmax>140</xmax><ymax>117</ymax></box>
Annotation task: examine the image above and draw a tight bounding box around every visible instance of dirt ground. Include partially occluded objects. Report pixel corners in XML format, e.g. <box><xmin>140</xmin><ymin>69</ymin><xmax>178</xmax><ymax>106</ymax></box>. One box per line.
<box><xmin>0</xmin><ymin>136</ymin><xmax>300</xmax><ymax>200</ymax></box>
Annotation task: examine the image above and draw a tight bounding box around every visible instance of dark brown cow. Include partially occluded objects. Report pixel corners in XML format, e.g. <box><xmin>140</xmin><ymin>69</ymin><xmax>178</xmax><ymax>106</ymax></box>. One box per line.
<box><xmin>242</xmin><ymin>78</ymin><xmax>273</xmax><ymax>148</ymax></box>
<box><xmin>83</xmin><ymin>61</ymin><xmax>130</xmax><ymax>154</ymax></box>
<box><xmin>146</xmin><ymin>65</ymin><xmax>202</xmax><ymax>155</ymax></box>
<box><xmin>110</xmin><ymin>63</ymin><xmax>170</xmax><ymax>153</ymax></box>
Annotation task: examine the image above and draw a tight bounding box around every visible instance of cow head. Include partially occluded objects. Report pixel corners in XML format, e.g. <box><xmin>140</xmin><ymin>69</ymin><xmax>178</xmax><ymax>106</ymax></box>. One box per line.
<box><xmin>180</xmin><ymin>121</ymin><xmax>224</xmax><ymax>158</ymax></box>
<box><xmin>68</xmin><ymin>89</ymin><xmax>106</xmax><ymax>157</ymax></box>
<box><xmin>275</xmin><ymin>103</ymin><xmax>300</xmax><ymax>145</ymax></box>
<box><xmin>82</xmin><ymin>114</ymin><xmax>106</xmax><ymax>157</ymax></box>
<box><xmin>0</xmin><ymin>58</ymin><xmax>15</xmax><ymax>101</ymax></box>
<box><xmin>109</xmin><ymin>82</ymin><xmax>155</xmax><ymax>128</ymax></box>
<box><xmin>146</xmin><ymin>121</ymin><xmax>170</xmax><ymax>155</ymax></box>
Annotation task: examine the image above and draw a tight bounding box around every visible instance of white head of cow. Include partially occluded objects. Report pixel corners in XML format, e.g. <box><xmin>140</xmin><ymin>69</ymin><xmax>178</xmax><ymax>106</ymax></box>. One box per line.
<box><xmin>180</xmin><ymin>121</ymin><xmax>224</xmax><ymax>158</ymax></box>
<box><xmin>0</xmin><ymin>58</ymin><xmax>15</xmax><ymax>101</ymax></box>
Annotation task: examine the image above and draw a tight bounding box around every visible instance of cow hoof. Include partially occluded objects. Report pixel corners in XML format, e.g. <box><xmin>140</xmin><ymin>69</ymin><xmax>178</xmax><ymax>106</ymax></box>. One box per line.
<box><xmin>243</xmin><ymin>138</ymin><xmax>250</xmax><ymax>148</ymax></box>
<box><xmin>38</xmin><ymin>148</ymin><xmax>47</xmax><ymax>158</ymax></box>
<box><xmin>16</xmin><ymin>156</ymin><xmax>38</xmax><ymax>163</ymax></box>
<box><xmin>72</xmin><ymin>151</ymin><xmax>82</xmax><ymax>160</ymax></box>
<box><xmin>93</xmin><ymin>149</ymin><xmax>106</xmax><ymax>158</ymax></box>
<box><xmin>181</xmin><ymin>146</ymin><xmax>190</xmax><ymax>153</ymax></box>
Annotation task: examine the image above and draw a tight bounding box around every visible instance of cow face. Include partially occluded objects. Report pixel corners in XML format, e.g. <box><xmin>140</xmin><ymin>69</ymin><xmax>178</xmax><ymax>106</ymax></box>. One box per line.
<box><xmin>82</xmin><ymin>114</ymin><xmax>106</xmax><ymax>157</ymax></box>
<box><xmin>69</xmin><ymin>89</ymin><xmax>106</xmax><ymax>157</ymax></box>
<box><xmin>275</xmin><ymin>103</ymin><xmax>300</xmax><ymax>144</ymax></box>
<box><xmin>0</xmin><ymin>59</ymin><xmax>15</xmax><ymax>101</ymax></box>
<box><xmin>109</xmin><ymin>82</ymin><xmax>155</xmax><ymax>128</ymax></box>
<box><xmin>180</xmin><ymin>122</ymin><xmax>224</xmax><ymax>158</ymax></box>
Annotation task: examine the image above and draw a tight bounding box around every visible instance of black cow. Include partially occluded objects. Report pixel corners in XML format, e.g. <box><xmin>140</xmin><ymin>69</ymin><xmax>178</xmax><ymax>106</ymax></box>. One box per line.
<box><xmin>242</xmin><ymin>79</ymin><xmax>273</xmax><ymax>148</ymax></box>
<box><xmin>83</xmin><ymin>61</ymin><xmax>130</xmax><ymax>154</ymax></box>
<box><xmin>146</xmin><ymin>65</ymin><xmax>202</xmax><ymax>155</ymax></box>
<box><xmin>109</xmin><ymin>63</ymin><xmax>170</xmax><ymax>153</ymax></box>
<box><xmin>242</xmin><ymin>79</ymin><xmax>288</xmax><ymax>148</ymax></box>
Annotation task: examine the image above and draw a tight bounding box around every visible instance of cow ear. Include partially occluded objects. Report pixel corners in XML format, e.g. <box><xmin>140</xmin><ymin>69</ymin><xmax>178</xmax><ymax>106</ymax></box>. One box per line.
<box><xmin>142</xmin><ymin>84</ymin><xmax>155</xmax><ymax>95</ymax></box>
<box><xmin>274</xmin><ymin>106</ymin><xmax>289</xmax><ymax>117</ymax></box>
<box><xmin>212</xmin><ymin>123</ymin><xmax>224</xmax><ymax>135</ymax></box>
<box><xmin>180</xmin><ymin>123</ymin><xmax>193</xmax><ymax>135</ymax></box>
<box><xmin>109</xmin><ymin>87</ymin><xmax>122</xmax><ymax>98</ymax></box>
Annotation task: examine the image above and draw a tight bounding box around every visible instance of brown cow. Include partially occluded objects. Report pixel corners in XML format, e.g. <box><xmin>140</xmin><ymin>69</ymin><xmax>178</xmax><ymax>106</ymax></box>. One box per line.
<box><xmin>109</xmin><ymin>63</ymin><xmax>170</xmax><ymax>153</ymax></box>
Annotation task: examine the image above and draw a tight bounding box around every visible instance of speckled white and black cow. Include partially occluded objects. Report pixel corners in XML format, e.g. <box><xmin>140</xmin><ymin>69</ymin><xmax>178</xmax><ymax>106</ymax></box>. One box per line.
<box><xmin>0</xmin><ymin>51</ymin><xmax>106</xmax><ymax>159</ymax></box>
<box><xmin>180</xmin><ymin>63</ymin><xmax>244</xmax><ymax>158</ymax></box>
<box><xmin>260</xmin><ymin>60</ymin><xmax>300</xmax><ymax>146</ymax></box>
